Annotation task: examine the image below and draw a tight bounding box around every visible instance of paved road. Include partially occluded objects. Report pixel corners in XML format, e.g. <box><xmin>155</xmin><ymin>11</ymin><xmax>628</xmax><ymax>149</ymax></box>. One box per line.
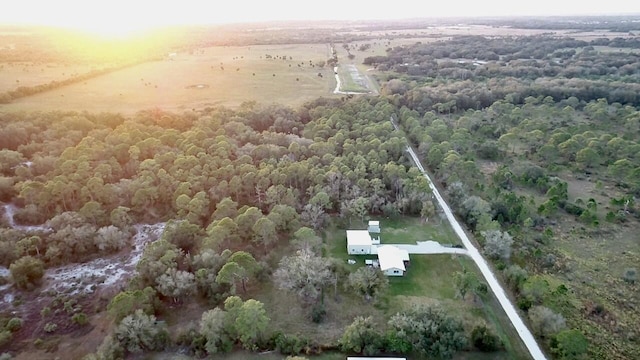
<box><xmin>392</xmin><ymin>117</ymin><xmax>547</xmax><ymax>360</ymax></box>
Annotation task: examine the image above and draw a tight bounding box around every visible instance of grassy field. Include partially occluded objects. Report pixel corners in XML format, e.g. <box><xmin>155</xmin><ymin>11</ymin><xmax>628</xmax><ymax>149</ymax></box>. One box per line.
<box><xmin>384</xmin><ymin>216</ymin><xmax>461</xmax><ymax>245</ymax></box>
<box><xmin>0</xmin><ymin>43</ymin><xmax>337</xmax><ymax>113</ymax></box>
<box><xmin>0</xmin><ymin>62</ymin><xmax>102</xmax><ymax>92</ymax></box>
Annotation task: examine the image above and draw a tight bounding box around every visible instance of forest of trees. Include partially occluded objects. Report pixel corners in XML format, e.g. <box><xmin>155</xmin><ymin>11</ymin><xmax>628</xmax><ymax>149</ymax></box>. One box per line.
<box><xmin>1</xmin><ymin>19</ymin><xmax>640</xmax><ymax>360</ymax></box>
<box><xmin>1</xmin><ymin>98</ymin><xmax>469</xmax><ymax>359</ymax></box>
<box><xmin>368</xmin><ymin>34</ymin><xmax>640</xmax><ymax>360</ymax></box>
<box><xmin>368</xmin><ymin>36</ymin><xmax>640</xmax><ymax>110</ymax></box>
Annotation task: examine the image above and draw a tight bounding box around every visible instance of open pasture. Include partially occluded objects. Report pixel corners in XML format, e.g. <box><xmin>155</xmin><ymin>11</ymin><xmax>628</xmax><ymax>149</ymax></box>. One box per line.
<box><xmin>0</xmin><ymin>62</ymin><xmax>98</xmax><ymax>92</ymax></box>
<box><xmin>0</xmin><ymin>43</ymin><xmax>336</xmax><ymax>113</ymax></box>
<box><xmin>340</xmin><ymin>24</ymin><xmax>636</xmax><ymax>40</ymax></box>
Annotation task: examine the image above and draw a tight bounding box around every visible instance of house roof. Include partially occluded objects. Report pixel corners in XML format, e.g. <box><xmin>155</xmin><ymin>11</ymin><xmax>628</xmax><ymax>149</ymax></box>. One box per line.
<box><xmin>346</xmin><ymin>230</ymin><xmax>372</xmax><ymax>246</ymax></box>
<box><xmin>377</xmin><ymin>245</ymin><xmax>409</xmax><ymax>271</ymax></box>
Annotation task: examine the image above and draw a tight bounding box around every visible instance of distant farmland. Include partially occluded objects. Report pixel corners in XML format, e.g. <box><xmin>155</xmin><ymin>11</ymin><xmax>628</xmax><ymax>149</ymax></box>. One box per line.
<box><xmin>0</xmin><ymin>62</ymin><xmax>100</xmax><ymax>93</ymax></box>
<box><xmin>0</xmin><ymin>43</ymin><xmax>336</xmax><ymax>113</ymax></box>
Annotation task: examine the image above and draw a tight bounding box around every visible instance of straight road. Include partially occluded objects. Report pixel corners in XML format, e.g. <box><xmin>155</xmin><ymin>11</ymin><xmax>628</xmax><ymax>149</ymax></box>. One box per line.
<box><xmin>392</xmin><ymin>116</ymin><xmax>547</xmax><ymax>360</ymax></box>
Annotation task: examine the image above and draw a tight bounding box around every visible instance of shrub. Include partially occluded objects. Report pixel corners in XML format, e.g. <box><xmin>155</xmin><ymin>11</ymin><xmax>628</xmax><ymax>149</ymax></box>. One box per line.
<box><xmin>0</xmin><ymin>331</ymin><xmax>11</xmax><ymax>347</ymax></box>
<box><xmin>40</xmin><ymin>306</ymin><xmax>51</xmax><ymax>318</ymax></box>
<box><xmin>44</xmin><ymin>322</ymin><xmax>58</xmax><ymax>333</ymax></box>
<box><xmin>518</xmin><ymin>297</ymin><xmax>532</xmax><ymax>311</ymax></box>
<box><xmin>551</xmin><ymin>329</ymin><xmax>588</xmax><ymax>359</ymax></box>
<box><xmin>71</xmin><ymin>313</ymin><xmax>88</xmax><ymax>326</ymax></box>
<box><xmin>9</xmin><ymin>256</ymin><xmax>44</xmax><ymax>289</ymax></box>
<box><xmin>622</xmin><ymin>268</ymin><xmax>637</xmax><ymax>284</ymax></box>
<box><xmin>528</xmin><ymin>306</ymin><xmax>566</xmax><ymax>338</ymax></box>
<box><xmin>504</xmin><ymin>265</ymin><xmax>528</xmax><ymax>292</ymax></box>
<box><xmin>95</xmin><ymin>334</ymin><xmax>125</xmax><ymax>360</ymax></box>
<box><xmin>311</xmin><ymin>302</ymin><xmax>326</xmax><ymax>324</ymax></box>
<box><xmin>274</xmin><ymin>333</ymin><xmax>310</xmax><ymax>355</ymax></box>
<box><xmin>6</xmin><ymin>317</ymin><xmax>23</xmax><ymax>332</ymax></box>
<box><xmin>115</xmin><ymin>309</ymin><xmax>168</xmax><ymax>353</ymax></box>
<box><xmin>63</xmin><ymin>300</ymin><xmax>76</xmax><ymax>314</ymax></box>
<box><xmin>471</xmin><ymin>325</ymin><xmax>502</xmax><ymax>352</ymax></box>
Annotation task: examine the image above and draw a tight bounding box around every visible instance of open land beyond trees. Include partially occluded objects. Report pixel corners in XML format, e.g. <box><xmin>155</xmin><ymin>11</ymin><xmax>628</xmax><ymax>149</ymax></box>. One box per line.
<box><xmin>0</xmin><ymin>44</ymin><xmax>337</xmax><ymax>113</ymax></box>
<box><xmin>0</xmin><ymin>15</ymin><xmax>639</xmax><ymax>360</ymax></box>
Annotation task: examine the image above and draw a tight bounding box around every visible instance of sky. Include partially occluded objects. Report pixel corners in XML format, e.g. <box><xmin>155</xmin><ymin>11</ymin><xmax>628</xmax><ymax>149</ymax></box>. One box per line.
<box><xmin>1</xmin><ymin>0</ymin><xmax>639</xmax><ymax>36</ymax></box>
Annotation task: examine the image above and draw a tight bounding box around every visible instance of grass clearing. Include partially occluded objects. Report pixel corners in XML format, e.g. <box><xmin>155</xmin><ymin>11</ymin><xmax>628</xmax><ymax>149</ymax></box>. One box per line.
<box><xmin>254</xmin><ymin>278</ymin><xmax>384</xmax><ymax>345</ymax></box>
<box><xmin>387</xmin><ymin>254</ymin><xmax>465</xmax><ymax>299</ymax></box>
<box><xmin>1</xmin><ymin>43</ymin><xmax>337</xmax><ymax>113</ymax></box>
<box><xmin>336</xmin><ymin>64</ymin><xmax>370</xmax><ymax>93</ymax></box>
<box><xmin>383</xmin><ymin>216</ymin><xmax>462</xmax><ymax>245</ymax></box>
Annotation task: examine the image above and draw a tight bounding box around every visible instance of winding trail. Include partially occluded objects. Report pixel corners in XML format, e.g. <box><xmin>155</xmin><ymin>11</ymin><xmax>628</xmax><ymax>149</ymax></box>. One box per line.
<box><xmin>391</xmin><ymin>116</ymin><xmax>547</xmax><ymax>360</ymax></box>
<box><xmin>3</xmin><ymin>203</ymin><xmax>52</xmax><ymax>232</ymax></box>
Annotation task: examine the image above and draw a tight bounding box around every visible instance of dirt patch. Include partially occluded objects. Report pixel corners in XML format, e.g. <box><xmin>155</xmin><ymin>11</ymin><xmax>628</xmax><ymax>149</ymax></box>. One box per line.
<box><xmin>185</xmin><ymin>84</ymin><xmax>210</xmax><ymax>89</ymax></box>
<box><xmin>478</xmin><ymin>160</ymin><xmax>499</xmax><ymax>176</ymax></box>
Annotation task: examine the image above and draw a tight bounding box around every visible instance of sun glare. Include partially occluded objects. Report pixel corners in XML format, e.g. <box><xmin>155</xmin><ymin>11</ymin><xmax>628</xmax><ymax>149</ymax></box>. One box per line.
<box><xmin>55</xmin><ymin>15</ymin><xmax>161</xmax><ymax>39</ymax></box>
<box><xmin>71</xmin><ymin>22</ymin><xmax>152</xmax><ymax>39</ymax></box>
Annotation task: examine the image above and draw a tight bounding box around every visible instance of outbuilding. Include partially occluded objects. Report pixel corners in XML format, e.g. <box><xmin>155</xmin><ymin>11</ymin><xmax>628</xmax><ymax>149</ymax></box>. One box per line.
<box><xmin>347</xmin><ymin>230</ymin><xmax>373</xmax><ymax>254</ymax></box>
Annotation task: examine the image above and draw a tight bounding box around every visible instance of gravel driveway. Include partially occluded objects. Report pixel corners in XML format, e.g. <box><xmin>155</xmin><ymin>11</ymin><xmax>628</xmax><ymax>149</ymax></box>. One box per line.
<box><xmin>371</xmin><ymin>240</ymin><xmax>468</xmax><ymax>255</ymax></box>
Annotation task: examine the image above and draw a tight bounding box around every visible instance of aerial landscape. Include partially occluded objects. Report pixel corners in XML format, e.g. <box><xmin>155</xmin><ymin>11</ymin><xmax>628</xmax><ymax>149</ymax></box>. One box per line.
<box><xmin>1</xmin><ymin>1</ymin><xmax>640</xmax><ymax>360</ymax></box>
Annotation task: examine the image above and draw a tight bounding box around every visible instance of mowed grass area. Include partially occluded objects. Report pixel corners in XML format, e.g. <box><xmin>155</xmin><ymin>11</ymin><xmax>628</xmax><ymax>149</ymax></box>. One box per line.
<box><xmin>0</xmin><ymin>62</ymin><xmax>100</xmax><ymax>92</ymax></box>
<box><xmin>1</xmin><ymin>43</ymin><xmax>336</xmax><ymax>113</ymax></box>
<box><xmin>336</xmin><ymin>64</ymin><xmax>370</xmax><ymax>93</ymax></box>
<box><xmin>383</xmin><ymin>216</ymin><xmax>462</xmax><ymax>245</ymax></box>
<box><xmin>331</xmin><ymin>216</ymin><xmax>461</xmax><ymax>248</ymax></box>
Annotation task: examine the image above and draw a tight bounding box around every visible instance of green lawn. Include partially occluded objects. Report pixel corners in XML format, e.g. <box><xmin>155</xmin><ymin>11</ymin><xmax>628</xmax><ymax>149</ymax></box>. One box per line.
<box><xmin>387</xmin><ymin>254</ymin><xmax>466</xmax><ymax>299</ymax></box>
<box><xmin>327</xmin><ymin>216</ymin><xmax>461</xmax><ymax>254</ymax></box>
<box><xmin>382</xmin><ymin>216</ymin><xmax>461</xmax><ymax>245</ymax></box>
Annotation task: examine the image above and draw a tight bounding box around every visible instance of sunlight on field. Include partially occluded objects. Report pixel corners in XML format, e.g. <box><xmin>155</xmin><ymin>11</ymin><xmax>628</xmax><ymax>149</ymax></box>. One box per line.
<box><xmin>1</xmin><ymin>43</ymin><xmax>335</xmax><ymax>113</ymax></box>
<box><xmin>0</xmin><ymin>62</ymin><xmax>100</xmax><ymax>92</ymax></box>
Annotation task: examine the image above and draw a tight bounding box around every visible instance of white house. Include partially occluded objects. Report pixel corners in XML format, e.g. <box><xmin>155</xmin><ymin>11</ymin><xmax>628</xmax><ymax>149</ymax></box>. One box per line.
<box><xmin>347</xmin><ymin>230</ymin><xmax>373</xmax><ymax>254</ymax></box>
<box><xmin>377</xmin><ymin>245</ymin><xmax>410</xmax><ymax>276</ymax></box>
